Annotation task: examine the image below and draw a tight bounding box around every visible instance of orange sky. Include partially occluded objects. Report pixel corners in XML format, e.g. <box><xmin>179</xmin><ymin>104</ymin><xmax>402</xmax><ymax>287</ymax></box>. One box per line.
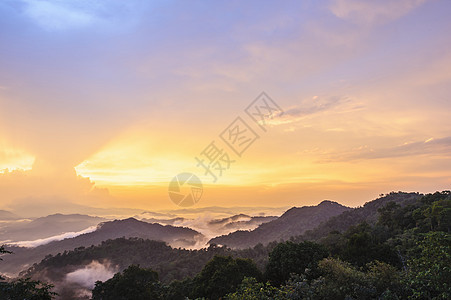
<box><xmin>0</xmin><ymin>0</ymin><xmax>450</xmax><ymax>216</ymax></box>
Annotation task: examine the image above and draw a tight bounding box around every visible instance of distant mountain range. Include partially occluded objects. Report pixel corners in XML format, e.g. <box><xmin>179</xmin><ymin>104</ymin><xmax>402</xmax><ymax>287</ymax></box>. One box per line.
<box><xmin>0</xmin><ymin>192</ymin><xmax>425</xmax><ymax>277</ymax></box>
<box><xmin>1</xmin><ymin>218</ymin><xmax>204</xmax><ymax>276</ymax></box>
<box><xmin>0</xmin><ymin>214</ymin><xmax>106</xmax><ymax>243</ymax></box>
<box><xmin>0</xmin><ymin>210</ymin><xmax>20</xmax><ymax>220</ymax></box>
<box><xmin>209</xmin><ymin>200</ymin><xmax>351</xmax><ymax>248</ymax></box>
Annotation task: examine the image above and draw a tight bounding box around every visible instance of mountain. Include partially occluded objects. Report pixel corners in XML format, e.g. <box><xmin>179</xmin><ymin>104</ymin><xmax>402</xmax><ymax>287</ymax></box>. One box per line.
<box><xmin>0</xmin><ymin>210</ymin><xmax>20</xmax><ymax>220</ymax></box>
<box><xmin>295</xmin><ymin>192</ymin><xmax>422</xmax><ymax>242</ymax></box>
<box><xmin>17</xmin><ymin>191</ymin><xmax>450</xmax><ymax>299</ymax></box>
<box><xmin>1</xmin><ymin>218</ymin><xmax>204</xmax><ymax>276</ymax></box>
<box><xmin>20</xmin><ymin>237</ymin><xmax>271</xmax><ymax>297</ymax></box>
<box><xmin>0</xmin><ymin>214</ymin><xmax>106</xmax><ymax>243</ymax></box>
<box><xmin>209</xmin><ymin>200</ymin><xmax>351</xmax><ymax>249</ymax></box>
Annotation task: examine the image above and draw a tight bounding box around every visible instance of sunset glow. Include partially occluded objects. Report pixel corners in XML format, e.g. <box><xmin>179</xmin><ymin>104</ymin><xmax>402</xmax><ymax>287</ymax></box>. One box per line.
<box><xmin>1</xmin><ymin>0</ymin><xmax>450</xmax><ymax>214</ymax></box>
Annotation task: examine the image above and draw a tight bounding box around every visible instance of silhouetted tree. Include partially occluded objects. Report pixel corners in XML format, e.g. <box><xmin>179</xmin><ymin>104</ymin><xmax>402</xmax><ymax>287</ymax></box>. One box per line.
<box><xmin>0</xmin><ymin>246</ymin><xmax>56</xmax><ymax>299</ymax></box>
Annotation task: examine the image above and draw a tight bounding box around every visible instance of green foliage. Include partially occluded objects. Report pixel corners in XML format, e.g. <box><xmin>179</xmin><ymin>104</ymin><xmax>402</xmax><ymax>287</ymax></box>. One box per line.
<box><xmin>226</xmin><ymin>277</ymin><xmax>284</xmax><ymax>300</ymax></box>
<box><xmin>405</xmin><ymin>232</ymin><xmax>451</xmax><ymax>299</ymax></box>
<box><xmin>163</xmin><ymin>277</ymin><xmax>194</xmax><ymax>300</ymax></box>
<box><xmin>24</xmin><ymin>238</ymin><xmax>269</xmax><ymax>284</ymax></box>
<box><xmin>265</xmin><ymin>241</ymin><xmax>328</xmax><ymax>286</ymax></box>
<box><xmin>92</xmin><ymin>265</ymin><xmax>162</xmax><ymax>300</ymax></box>
<box><xmin>191</xmin><ymin>255</ymin><xmax>262</xmax><ymax>300</ymax></box>
<box><xmin>314</xmin><ymin>258</ymin><xmax>374</xmax><ymax>299</ymax></box>
<box><xmin>378</xmin><ymin>191</ymin><xmax>451</xmax><ymax>234</ymax></box>
<box><xmin>15</xmin><ymin>191</ymin><xmax>450</xmax><ymax>299</ymax></box>
<box><xmin>298</xmin><ymin>192</ymin><xmax>422</xmax><ymax>243</ymax></box>
<box><xmin>378</xmin><ymin>201</ymin><xmax>402</xmax><ymax>231</ymax></box>
<box><xmin>228</xmin><ymin>259</ymin><xmax>407</xmax><ymax>300</ymax></box>
<box><xmin>339</xmin><ymin>222</ymin><xmax>399</xmax><ymax>267</ymax></box>
<box><xmin>280</xmin><ymin>258</ymin><xmax>405</xmax><ymax>300</ymax></box>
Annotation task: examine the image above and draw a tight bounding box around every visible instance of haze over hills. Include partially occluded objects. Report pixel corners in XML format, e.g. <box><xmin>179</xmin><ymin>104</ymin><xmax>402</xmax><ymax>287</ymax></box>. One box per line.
<box><xmin>1</xmin><ymin>218</ymin><xmax>204</xmax><ymax>276</ymax></box>
<box><xmin>0</xmin><ymin>214</ymin><xmax>106</xmax><ymax>243</ymax></box>
<box><xmin>0</xmin><ymin>193</ymin><xmax>426</xmax><ymax>279</ymax></box>
<box><xmin>1</xmin><ymin>191</ymin><xmax>449</xmax><ymax>299</ymax></box>
<box><xmin>138</xmin><ymin>214</ymin><xmax>278</xmax><ymax>240</ymax></box>
<box><xmin>209</xmin><ymin>200</ymin><xmax>351</xmax><ymax>249</ymax></box>
<box><xmin>1</xmin><ymin>200</ymin><xmax>349</xmax><ymax>277</ymax></box>
<box><xmin>0</xmin><ymin>210</ymin><xmax>20</xmax><ymax>220</ymax></box>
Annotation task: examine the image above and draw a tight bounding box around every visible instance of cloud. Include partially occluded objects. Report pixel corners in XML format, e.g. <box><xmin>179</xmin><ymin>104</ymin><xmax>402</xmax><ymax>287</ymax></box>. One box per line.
<box><xmin>327</xmin><ymin>136</ymin><xmax>451</xmax><ymax>162</ymax></box>
<box><xmin>10</xmin><ymin>225</ymin><xmax>98</xmax><ymax>247</ymax></box>
<box><xmin>65</xmin><ymin>260</ymin><xmax>116</xmax><ymax>290</ymax></box>
<box><xmin>268</xmin><ymin>96</ymin><xmax>364</xmax><ymax>127</ymax></box>
<box><xmin>21</xmin><ymin>0</ymin><xmax>99</xmax><ymax>31</ymax></box>
<box><xmin>0</xmin><ymin>142</ymin><xmax>34</xmax><ymax>171</ymax></box>
<box><xmin>18</xmin><ymin>0</ymin><xmax>151</xmax><ymax>32</ymax></box>
<box><xmin>284</xmin><ymin>96</ymin><xmax>347</xmax><ymax>117</ymax></box>
<box><xmin>329</xmin><ymin>0</ymin><xmax>428</xmax><ymax>25</ymax></box>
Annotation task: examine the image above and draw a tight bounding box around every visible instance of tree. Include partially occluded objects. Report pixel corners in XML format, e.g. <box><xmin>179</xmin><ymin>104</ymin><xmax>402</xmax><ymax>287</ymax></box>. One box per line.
<box><xmin>406</xmin><ymin>232</ymin><xmax>451</xmax><ymax>299</ymax></box>
<box><xmin>340</xmin><ymin>222</ymin><xmax>399</xmax><ymax>267</ymax></box>
<box><xmin>0</xmin><ymin>245</ymin><xmax>12</xmax><ymax>257</ymax></box>
<box><xmin>1</xmin><ymin>245</ymin><xmax>56</xmax><ymax>299</ymax></box>
<box><xmin>164</xmin><ymin>277</ymin><xmax>193</xmax><ymax>300</ymax></box>
<box><xmin>226</xmin><ymin>277</ymin><xmax>284</xmax><ymax>300</ymax></box>
<box><xmin>378</xmin><ymin>201</ymin><xmax>401</xmax><ymax>231</ymax></box>
<box><xmin>191</xmin><ymin>255</ymin><xmax>262</xmax><ymax>299</ymax></box>
<box><xmin>265</xmin><ymin>241</ymin><xmax>328</xmax><ymax>286</ymax></box>
<box><xmin>292</xmin><ymin>258</ymin><xmax>405</xmax><ymax>300</ymax></box>
<box><xmin>0</xmin><ymin>278</ymin><xmax>56</xmax><ymax>300</ymax></box>
<box><xmin>92</xmin><ymin>265</ymin><xmax>162</xmax><ymax>300</ymax></box>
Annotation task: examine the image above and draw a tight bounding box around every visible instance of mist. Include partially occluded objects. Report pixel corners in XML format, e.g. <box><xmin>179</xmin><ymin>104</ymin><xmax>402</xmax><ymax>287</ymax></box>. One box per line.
<box><xmin>11</xmin><ymin>226</ymin><xmax>98</xmax><ymax>248</ymax></box>
<box><xmin>65</xmin><ymin>260</ymin><xmax>116</xmax><ymax>290</ymax></box>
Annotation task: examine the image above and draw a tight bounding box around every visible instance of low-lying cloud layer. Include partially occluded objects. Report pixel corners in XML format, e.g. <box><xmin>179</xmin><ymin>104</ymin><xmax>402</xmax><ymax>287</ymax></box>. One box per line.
<box><xmin>65</xmin><ymin>260</ymin><xmax>116</xmax><ymax>290</ymax></box>
<box><xmin>10</xmin><ymin>225</ymin><xmax>97</xmax><ymax>247</ymax></box>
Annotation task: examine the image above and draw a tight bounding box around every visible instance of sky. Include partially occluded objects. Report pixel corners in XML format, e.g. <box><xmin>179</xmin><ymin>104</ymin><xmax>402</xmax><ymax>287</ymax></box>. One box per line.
<box><xmin>0</xmin><ymin>0</ymin><xmax>450</xmax><ymax>216</ymax></box>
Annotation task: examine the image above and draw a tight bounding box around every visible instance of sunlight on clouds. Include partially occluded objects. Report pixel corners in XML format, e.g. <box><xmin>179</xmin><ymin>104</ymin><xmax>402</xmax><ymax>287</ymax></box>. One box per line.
<box><xmin>75</xmin><ymin>142</ymin><xmax>189</xmax><ymax>186</ymax></box>
<box><xmin>0</xmin><ymin>0</ymin><xmax>450</xmax><ymax>210</ymax></box>
<box><xmin>0</xmin><ymin>141</ymin><xmax>34</xmax><ymax>172</ymax></box>
<box><xmin>75</xmin><ymin>142</ymin><xmax>279</xmax><ymax>188</ymax></box>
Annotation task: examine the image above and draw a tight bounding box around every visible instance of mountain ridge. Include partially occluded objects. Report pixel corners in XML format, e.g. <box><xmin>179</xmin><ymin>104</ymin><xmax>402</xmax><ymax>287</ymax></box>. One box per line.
<box><xmin>209</xmin><ymin>200</ymin><xmax>351</xmax><ymax>248</ymax></box>
<box><xmin>1</xmin><ymin>218</ymin><xmax>204</xmax><ymax>276</ymax></box>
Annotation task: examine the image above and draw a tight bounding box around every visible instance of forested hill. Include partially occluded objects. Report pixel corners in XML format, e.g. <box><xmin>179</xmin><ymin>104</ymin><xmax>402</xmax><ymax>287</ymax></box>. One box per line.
<box><xmin>23</xmin><ymin>238</ymin><xmax>265</xmax><ymax>284</ymax></box>
<box><xmin>209</xmin><ymin>200</ymin><xmax>351</xmax><ymax>248</ymax></box>
<box><xmin>15</xmin><ymin>191</ymin><xmax>450</xmax><ymax>299</ymax></box>
<box><xmin>296</xmin><ymin>191</ymin><xmax>422</xmax><ymax>242</ymax></box>
<box><xmin>1</xmin><ymin>218</ymin><xmax>203</xmax><ymax>276</ymax></box>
